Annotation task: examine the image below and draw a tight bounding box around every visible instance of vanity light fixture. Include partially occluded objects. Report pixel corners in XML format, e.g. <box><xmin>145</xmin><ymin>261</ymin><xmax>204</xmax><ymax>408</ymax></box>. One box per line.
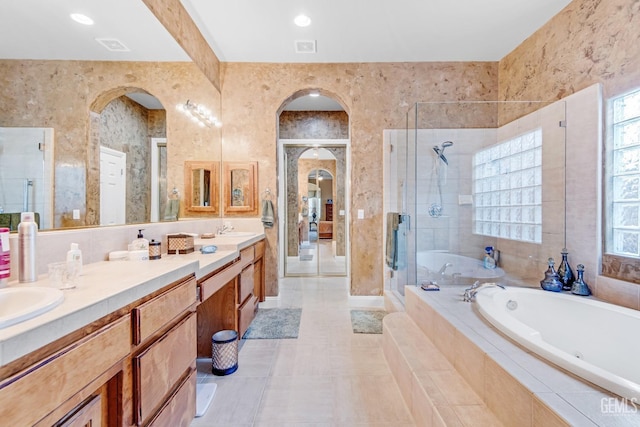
<box><xmin>70</xmin><ymin>13</ymin><xmax>94</xmax><ymax>26</ymax></box>
<box><xmin>176</xmin><ymin>100</ymin><xmax>222</xmax><ymax>128</ymax></box>
<box><xmin>294</xmin><ymin>14</ymin><xmax>311</xmax><ymax>27</ymax></box>
<box><xmin>309</xmin><ymin>92</ymin><xmax>320</xmax><ymax>97</ymax></box>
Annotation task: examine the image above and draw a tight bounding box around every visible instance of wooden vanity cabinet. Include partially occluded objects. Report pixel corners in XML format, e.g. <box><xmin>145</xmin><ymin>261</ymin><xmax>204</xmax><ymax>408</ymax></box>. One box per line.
<box><xmin>131</xmin><ymin>275</ymin><xmax>197</xmax><ymax>426</ymax></box>
<box><xmin>0</xmin><ymin>314</ymin><xmax>131</xmax><ymax>427</ymax></box>
<box><xmin>197</xmin><ymin>239</ymin><xmax>265</xmax><ymax>357</ymax></box>
<box><xmin>0</xmin><ymin>273</ymin><xmax>198</xmax><ymax>427</ymax></box>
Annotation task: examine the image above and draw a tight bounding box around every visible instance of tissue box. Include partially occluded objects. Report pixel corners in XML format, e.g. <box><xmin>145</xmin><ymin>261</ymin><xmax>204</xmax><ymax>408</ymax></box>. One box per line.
<box><xmin>167</xmin><ymin>234</ymin><xmax>194</xmax><ymax>254</ymax></box>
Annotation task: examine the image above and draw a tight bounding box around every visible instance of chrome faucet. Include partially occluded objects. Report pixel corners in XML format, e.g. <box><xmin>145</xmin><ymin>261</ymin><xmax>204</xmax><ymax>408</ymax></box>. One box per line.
<box><xmin>438</xmin><ymin>262</ymin><xmax>453</xmax><ymax>275</ymax></box>
<box><xmin>463</xmin><ymin>281</ymin><xmax>505</xmax><ymax>302</ymax></box>
<box><xmin>217</xmin><ymin>224</ymin><xmax>233</xmax><ymax>235</ymax></box>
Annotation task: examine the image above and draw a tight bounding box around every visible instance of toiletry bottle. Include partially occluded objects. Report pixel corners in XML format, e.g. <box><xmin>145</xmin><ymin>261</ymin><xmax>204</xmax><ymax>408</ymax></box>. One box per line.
<box><xmin>18</xmin><ymin>211</ymin><xmax>38</xmax><ymax>283</ymax></box>
<box><xmin>483</xmin><ymin>246</ymin><xmax>496</xmax><ymax>269</ymax></box>
<box><xmin>66</xmin><ymin>243</ymin><xmax>83</xmax><ymax>276</ymax></box>
<box><xmin>0</xmin><ymin>227</ymin><xmax>10</xmax><ymax>287</ymax></box>
<box><xmin>129</xmin><ymin>229</ymin><xmax>149</xmax><ymax>251</ymax></box>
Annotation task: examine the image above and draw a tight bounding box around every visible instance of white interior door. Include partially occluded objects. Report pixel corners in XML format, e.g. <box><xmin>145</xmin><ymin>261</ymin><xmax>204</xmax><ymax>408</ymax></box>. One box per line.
<box><xmin>100</xmin><ymin>146</ymin><xmax>126</xmax><ymax>226</ymax></box>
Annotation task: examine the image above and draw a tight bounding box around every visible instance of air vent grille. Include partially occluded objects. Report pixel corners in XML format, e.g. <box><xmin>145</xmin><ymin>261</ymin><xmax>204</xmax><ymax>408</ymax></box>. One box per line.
<box><xmin>96</xmin><ymin>38</ymin><xmax>130</xmax><ymax>52</ymax></box>
<box><xmin>294</xmin><ymin>40</ymin><xmax>317</xmax><ymax>54</ymax></box>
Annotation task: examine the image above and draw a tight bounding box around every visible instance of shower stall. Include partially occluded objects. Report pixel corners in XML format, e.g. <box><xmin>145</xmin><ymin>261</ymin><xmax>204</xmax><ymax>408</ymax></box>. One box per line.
<box><xmin>386</xmin><ymin>99</ymin><xmax>570</xmax><ymax>298</ymax></box>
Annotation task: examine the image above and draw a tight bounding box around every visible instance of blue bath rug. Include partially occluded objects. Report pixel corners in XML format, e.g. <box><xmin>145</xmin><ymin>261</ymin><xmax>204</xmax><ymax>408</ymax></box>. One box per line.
<box><xmin>350</xmin><ymin>310</ymin><xmax>387</xmax><ymax>334</ymax></box>
<box><xmin>242</xmin><ymin>308</ymin><xmax>302</xmax><ymax>339</ymax></box>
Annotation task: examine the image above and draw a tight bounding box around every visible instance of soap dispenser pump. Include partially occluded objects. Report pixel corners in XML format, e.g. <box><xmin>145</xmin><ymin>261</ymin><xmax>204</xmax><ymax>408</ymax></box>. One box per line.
<box><xmin>129</xmin><ymin>229</ymin><xmax>149</xmax><ymax>251</ymax></box>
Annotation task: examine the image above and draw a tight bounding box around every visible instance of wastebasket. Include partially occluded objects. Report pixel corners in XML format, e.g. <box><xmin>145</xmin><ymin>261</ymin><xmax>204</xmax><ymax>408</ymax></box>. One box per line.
<box><xmin>211</xmin><ymin>330</ymin><xmax>238</xmax><ymax>376</ymax></box>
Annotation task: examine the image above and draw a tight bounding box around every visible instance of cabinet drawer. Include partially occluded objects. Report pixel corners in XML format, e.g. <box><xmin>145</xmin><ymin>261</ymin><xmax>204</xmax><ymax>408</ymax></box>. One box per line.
<box><xmin>133</xmin><ymin>312</ymin><xmax>196</xmax><ymax>425</ymax></box>
<box><xmin>254</xmin><ymin>240</ymin><xmax>265</xmax><ymax>259</ymax></box>
<box><xmin>0</xmin><ymin>315</ymin><xmax>131</xmax><ymax>427</ymax></box>
<box><xmin>238</xmin><ymin>295</ymin><xmax>258</xmax><ymax>338</ymax></box>
<box><xmin>238</xmin><ymin>264</ymin><xmax>254</xmax><ymax>305</ymax></box>
<box><xmin>133</xmin><ymin>276</ymin><xmax>196</xmax><ymax>344</ymax></box>
<box><xmin>147</xmin><ymin>369</ymin><xmax>196</xmax><ymax>427</ymax></box>
<box><xmin>240</xmin><ymin>246</ymin><xmax>254</xmax><ymax>266</ymax></box>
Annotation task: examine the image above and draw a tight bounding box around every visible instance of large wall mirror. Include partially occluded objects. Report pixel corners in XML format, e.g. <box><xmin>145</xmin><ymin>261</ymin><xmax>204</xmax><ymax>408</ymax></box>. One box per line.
<box><xmin>0</xmin><ymin>0</ymin><xmax>218</xmax><ymax>231</ymax></box>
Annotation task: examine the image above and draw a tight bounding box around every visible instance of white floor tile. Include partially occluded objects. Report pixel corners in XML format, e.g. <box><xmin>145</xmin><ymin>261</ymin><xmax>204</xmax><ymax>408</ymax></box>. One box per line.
<box><xmin>191</xmin><ymin>276</ymin><xmax>413</xmax><ymax>426</ymax></box>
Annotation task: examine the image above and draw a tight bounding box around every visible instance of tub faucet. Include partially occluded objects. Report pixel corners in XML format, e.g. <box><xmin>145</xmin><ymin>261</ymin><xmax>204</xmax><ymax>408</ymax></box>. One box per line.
<box><xmin>438</xmin><ymin>262</ymin><xmax>453</xmax><ymax>275</ymax></box>
<box><xmin>463</xmin><ymin>281</ymin><xmax>505</xmax><ymax>302</ymax></box>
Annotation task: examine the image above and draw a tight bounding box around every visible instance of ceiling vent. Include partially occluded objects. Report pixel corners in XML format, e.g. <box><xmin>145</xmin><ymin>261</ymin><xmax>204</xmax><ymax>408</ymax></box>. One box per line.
<box><xmin>294</xmin><ymin>40</ymin><xmax>317</xmax><ymax>54</ymax></box>
<box><xmin>95</xmin><ymin>38</ymin><xmax>130</xmax><ymax>52</ymax></box>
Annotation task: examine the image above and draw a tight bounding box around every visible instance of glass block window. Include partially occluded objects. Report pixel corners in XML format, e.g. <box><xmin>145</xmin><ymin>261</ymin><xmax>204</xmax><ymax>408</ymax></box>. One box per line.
<box><xmin>473</xmin><ymin>129</ymin><xmax>542</xmax><ymax>243</ymax></box>
<box><xmin>607</xmin><ymin>88</ymin><xmax>640</xmax><ymax>257</ymax></box>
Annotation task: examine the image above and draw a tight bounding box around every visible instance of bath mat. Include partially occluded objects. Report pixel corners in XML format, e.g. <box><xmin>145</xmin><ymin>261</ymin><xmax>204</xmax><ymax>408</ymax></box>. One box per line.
<box><xmin>242</xmin><ymin>308</ymin><xmax>302</xmax><ymax>339</ymax></box>
<box><xmin>350</xmin><ymin>310</ymin><xmax>387</xmax><ymax>334</ymax></box>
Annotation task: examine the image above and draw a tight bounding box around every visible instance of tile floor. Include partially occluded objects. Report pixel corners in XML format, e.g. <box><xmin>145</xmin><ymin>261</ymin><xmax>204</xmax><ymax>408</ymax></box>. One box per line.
<box><xmin>191</xmin><ymin>277</ymin><xmax>415</xmax><ymax>427</ymax></box>
<box><xmin>286</xmin><ymin>240</ymin><xmax>347</xmax><ymax>275</ymax></box>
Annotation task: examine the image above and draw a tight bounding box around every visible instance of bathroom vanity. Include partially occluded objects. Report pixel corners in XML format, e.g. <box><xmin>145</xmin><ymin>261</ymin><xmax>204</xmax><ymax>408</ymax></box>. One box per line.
<box><xmin>0</xmin><ymin>232</ymin><xmax>265</xmax><ymax>426</ymax></box>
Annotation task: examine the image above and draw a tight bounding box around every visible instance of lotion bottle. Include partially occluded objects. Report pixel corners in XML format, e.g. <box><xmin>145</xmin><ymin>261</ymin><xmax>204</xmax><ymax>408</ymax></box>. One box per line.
<box><xmin>66</xmin><ymin>243</ymin><xmax>83</xmax><ymax>276</ymax></box>
<box><xmin>18</xmin><ymin>212</ymin><xmax>38</xmax><ymax>283</ymax></box>
<box><xmin>128</xmin><ymin>229</ymin><xmax>149</xmax><ymax>251</ymax></box>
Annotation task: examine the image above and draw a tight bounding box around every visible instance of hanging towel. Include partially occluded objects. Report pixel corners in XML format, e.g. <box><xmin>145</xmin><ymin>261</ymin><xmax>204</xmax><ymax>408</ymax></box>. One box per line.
<box><xmin>262</xmin><ymin>199</ymin><xmax>274</xmax><ymax>228</ymax></box>
<box><xmin>386</xmin><ymin>212</ymin><xmax>400</xmax><ymax>270</ymax></box>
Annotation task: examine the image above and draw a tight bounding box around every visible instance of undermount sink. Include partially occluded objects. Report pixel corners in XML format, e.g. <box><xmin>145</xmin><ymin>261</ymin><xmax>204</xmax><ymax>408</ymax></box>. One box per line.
<box><xmin>0</xmin><ymin>287</ymin><xmax>64</xmax><ymax>329</ymax></box>
<box><xmin>218</xmin><ymin>232</ymin><xmax>256</xmax><ymax>237</ymax></box>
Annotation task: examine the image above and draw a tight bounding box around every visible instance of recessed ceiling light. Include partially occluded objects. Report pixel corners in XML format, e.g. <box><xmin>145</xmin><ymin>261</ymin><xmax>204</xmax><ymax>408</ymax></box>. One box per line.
<box><xmin>70</xmin><ymin>13</ymin><xmax>94</xmax><ymax>26</ymax></box>
<box><xmin>294</xmin><ymin>14</ymin><xmax>311</xmax><ymax>27</ymax></box>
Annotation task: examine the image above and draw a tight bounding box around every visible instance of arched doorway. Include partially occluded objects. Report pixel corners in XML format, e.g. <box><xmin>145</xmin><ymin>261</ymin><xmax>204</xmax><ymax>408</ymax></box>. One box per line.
<box><xmin>88</xmin><ymin>89</ymin><xmax>167</xmax><ymax>226</ymax></box>
<box><xmin>277</xmin><ymin>91</ymin><xmax>350</xmax><ymax>277</ymax></box>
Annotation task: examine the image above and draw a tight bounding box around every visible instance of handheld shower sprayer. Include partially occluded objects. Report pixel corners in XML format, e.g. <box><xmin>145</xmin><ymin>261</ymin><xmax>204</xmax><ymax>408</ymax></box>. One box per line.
<box><xmin>432</xmin><ymin>141</ymin><xmax>453</xmax><ymax>165</ymax></box>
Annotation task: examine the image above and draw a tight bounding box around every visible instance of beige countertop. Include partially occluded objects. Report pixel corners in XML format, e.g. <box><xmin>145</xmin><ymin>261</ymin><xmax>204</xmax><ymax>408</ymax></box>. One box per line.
<box><xmin>0</xmin><ymin>232</ymin><xmax>264</xmax><ymax>367</ymax></box>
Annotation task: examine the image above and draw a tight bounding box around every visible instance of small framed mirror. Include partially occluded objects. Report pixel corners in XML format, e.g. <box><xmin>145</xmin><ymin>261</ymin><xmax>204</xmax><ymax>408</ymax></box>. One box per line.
<box><xmin>223</xmin><ymin>161</ymin><xmax>258</xmax><ymax>216</ymax></box>
<box><xmin>184</xmin><ymin>161</ymin><xmax>219</xmax><ymax>214</ymax></box>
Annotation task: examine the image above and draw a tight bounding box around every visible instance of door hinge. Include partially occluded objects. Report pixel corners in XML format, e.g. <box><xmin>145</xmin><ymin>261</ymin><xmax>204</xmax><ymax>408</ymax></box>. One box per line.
<box><xmin>559</xmin><ymin>120</ymin><xmax>567</xmax><ymax>128</ymax></box>
<box><xmin>38</xmin><ymin>142</ymin><xmax>45</xmax><ymax>151</ymax></box>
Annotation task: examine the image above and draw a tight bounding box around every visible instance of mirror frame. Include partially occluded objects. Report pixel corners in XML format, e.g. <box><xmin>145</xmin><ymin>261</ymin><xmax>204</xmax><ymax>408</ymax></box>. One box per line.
<box><xmin>184</xmin><ymin>160</ymin><xmax>219</xmax><ymax>214</ymax></box>
<box><xmin>223</xmin><ymin>161</ymin><xmax>258</xmax><ymax>216</ymax></box>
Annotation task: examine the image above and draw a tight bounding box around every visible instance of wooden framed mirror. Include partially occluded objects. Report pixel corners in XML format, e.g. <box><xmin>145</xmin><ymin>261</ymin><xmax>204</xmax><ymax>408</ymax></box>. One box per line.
<box><xmin>223</xmin><ymin>161</ymin><xmax>258</xmax><ymax>216</ymax></box>
<box><xmin>184</xmin><ymin>161</ymin><xmax>219</xmax><ymax>214</ymax></box>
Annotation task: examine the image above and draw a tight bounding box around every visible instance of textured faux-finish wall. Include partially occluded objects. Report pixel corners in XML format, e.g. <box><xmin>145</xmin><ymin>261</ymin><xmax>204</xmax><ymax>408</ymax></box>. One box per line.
<box><xmin>499</xmin><ymin>0</ymin><xmax>640</xmax><ymax>307</ymax></box>
<box><xmin>220</xmin><ymin>62</ymin><xmax>498</xmax><ymax>296</ymax></box>
<box><xmin>0</xmin><ymin>60</ymin><xmax>221</xmax><ymax>228</ymax></box>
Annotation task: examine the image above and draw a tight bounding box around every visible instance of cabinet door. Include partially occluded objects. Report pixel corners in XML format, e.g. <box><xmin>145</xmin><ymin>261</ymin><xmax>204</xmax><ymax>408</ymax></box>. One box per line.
<box><xmin>147</xmin><ymin>370</ymin><xmax>196</xmax><ymax>427</ymax></box>
<box><xmin>253</xmin><ymin>256</ymin><xmax>264</xmax><ymax>302</ymax></box>
<box><xmin>238</xmin><ymin>264</ymin><xmax>254</xmax><ymax>305</ymax></box>
<box><xmin>55</xmin><ymin>395</ymin><xmax>102</xmax><ymax>427</ymax></box>
<box><xmin>133</xmin><ymin>313</ymin><xmax>196</xmax><ymax>425</ymax></box>
<box><xmin>238</xmin><ymin>295</ymin><xmax>258</xmax><ymax>338</ymax></box>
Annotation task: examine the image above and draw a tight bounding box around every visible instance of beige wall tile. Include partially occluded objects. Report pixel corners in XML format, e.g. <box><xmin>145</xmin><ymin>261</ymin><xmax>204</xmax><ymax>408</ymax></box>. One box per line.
<box><xmin>484</xmin><ymin>356</ymin><xmax>533</xmax><ymax>427</ymax></box>
<box><xmin>532</xmin><ymin>395</ymin><xmax>570</xmax><ymax>427</ymax></box>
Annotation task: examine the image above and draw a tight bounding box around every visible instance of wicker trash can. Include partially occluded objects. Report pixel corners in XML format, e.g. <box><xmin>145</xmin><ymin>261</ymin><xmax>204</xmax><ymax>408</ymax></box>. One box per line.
<box><xmin>211</xmin><ymin>330</ymin><xmax>238</xmax><ymax>376</ymax></box>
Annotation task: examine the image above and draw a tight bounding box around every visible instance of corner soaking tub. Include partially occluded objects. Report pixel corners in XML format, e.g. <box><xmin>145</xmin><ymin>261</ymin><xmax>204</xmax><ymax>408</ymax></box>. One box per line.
<box><xmin>475</xmin><ymin>286</ymin><xmax>640</xmax><ymax>401</ymax></box>
<box><xmin>417</xmin><ymin>251</ymin><xmax>505</xmax><ymax>285</ymax></box>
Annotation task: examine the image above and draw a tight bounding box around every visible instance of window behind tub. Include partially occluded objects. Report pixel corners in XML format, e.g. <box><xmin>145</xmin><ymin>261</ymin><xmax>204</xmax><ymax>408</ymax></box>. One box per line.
<box><xmin>604</xmin><ymin>88</ymin><xmax>640</xmax><ymax>282</ymax></box>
